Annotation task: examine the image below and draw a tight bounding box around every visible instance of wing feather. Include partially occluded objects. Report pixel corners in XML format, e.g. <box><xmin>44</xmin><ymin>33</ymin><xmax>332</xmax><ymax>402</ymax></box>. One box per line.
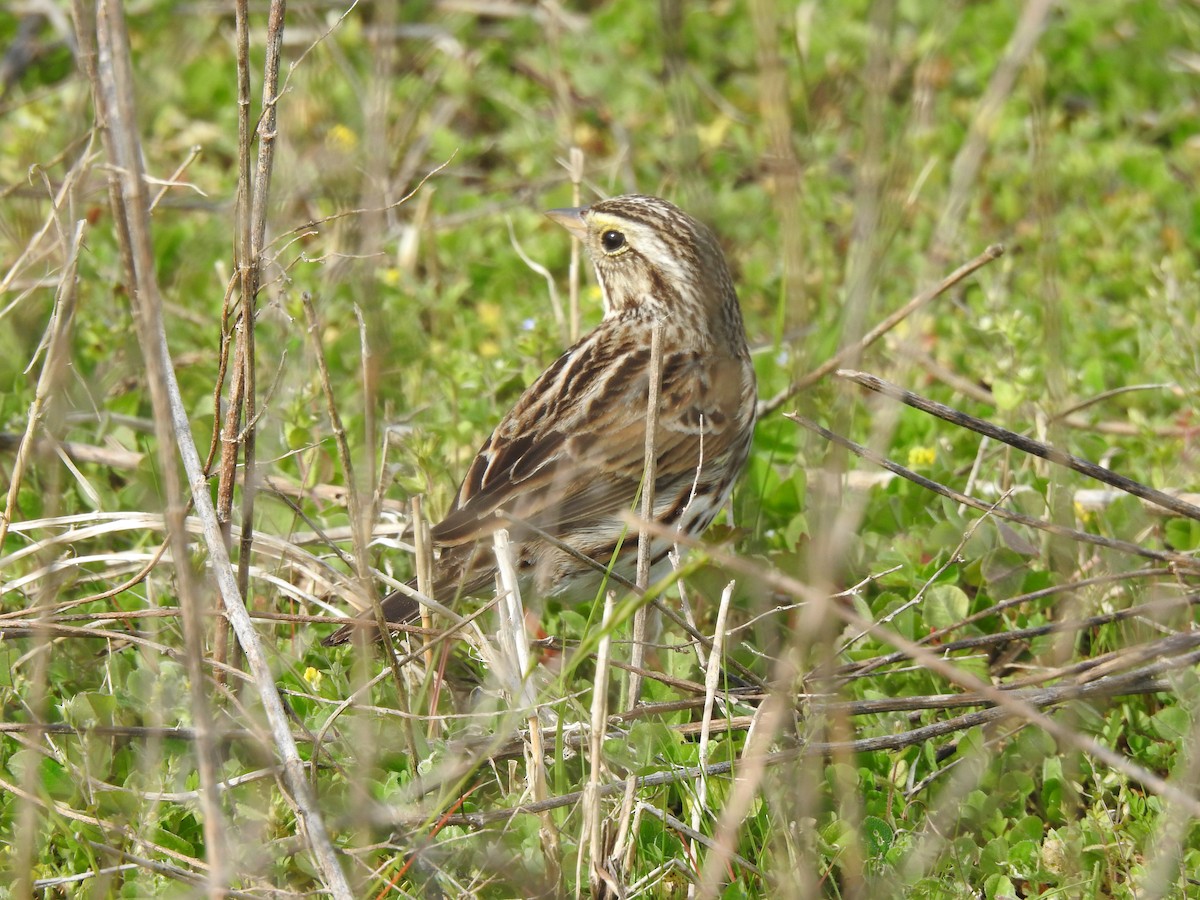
<box><xmin>431</xmin><ymin>325</ymin><xmax>752</xmax><ymax>548</ymax></box>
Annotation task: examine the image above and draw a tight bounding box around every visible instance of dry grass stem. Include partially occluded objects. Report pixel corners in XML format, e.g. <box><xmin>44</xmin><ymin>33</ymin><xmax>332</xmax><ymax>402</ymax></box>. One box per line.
<box><xmin>931</xmin><ymin>0</ymin><xmax>1057</xmax><ymax>257</ymax></box>
<box><xmin>412</xmin><ymin>495</ymin><xmax>436</xmax><ymax>674</ymax></box>
<box><xmin>302</xmin><ymin>293</ymin><xmax>420</xmax><ymax>771</ymax></box>
<box><xmin>628</xmin><ymin>321</ymin><xmax>665</xmax><ymax>710</ymax></box>
<box><xmin>82</xmin><ymin>1</ymin><xmax>232</xmax><ymax>890</ymax></box>
<box><xmin>758</xmin><ymin>243</ymin><xmax>1005</xmax><ymax>417</ymax></box>
<box><xmin>507</xmin><ymin>215</ymin><xmax>567</xmax><ymax>345</ymax></box>
<box><xmin>692</xmin><ymin>579</ymin><xmax>735</xmax><ymax>878</ymax></box>
<box><xmin>567</xmin><ymin>145</ymin><xmax>584</xmax><ymax>342</ymax></box>
<box><xmin>492</xmin><ymin>528</ymin><xmax>533</xmax><ymax>702</ymax></box>
<box><xmin>0</xmin><ymin>218</ymin><xmax>84</xmax><ymax>552</ymax></box>
<box><xmin>582</xmin><ymin>588</ymin><xmax>616</xmax><ymax>896</ymax></box>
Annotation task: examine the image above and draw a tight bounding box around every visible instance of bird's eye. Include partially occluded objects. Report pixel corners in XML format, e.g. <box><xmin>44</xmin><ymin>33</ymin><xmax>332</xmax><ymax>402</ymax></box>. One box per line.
<box><xmin>601</xmin><ymin>230</ymin><xmax>626</xmax><ymax>253</ymax></box>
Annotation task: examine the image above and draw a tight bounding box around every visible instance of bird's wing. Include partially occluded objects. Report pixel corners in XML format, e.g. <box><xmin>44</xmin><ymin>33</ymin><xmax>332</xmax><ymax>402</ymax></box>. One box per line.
<box><xmin>432</xmin><ymin>328</ymin><xmax>752</xmax><ymax>547</ymax></box>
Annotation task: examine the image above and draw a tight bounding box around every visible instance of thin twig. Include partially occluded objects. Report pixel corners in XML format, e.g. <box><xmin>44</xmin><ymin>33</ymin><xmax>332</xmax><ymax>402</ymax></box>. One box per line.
<box><xmin>148</xmin><ymin>144</ymin><xmax>202</xmax><ymax>211</ymax></box>
<box><xmin>837</xmin><ymin>594</ymin><xmax>1200</xmax><ymax>685</ymax></box>
<box><xmin>838</xmin><ymin>567</ymin><xmax>1176</xmax><ymax>678</ymax></box>
<box><xmin>412</xmin><ymin>496</ymin><xmax>435</xmax><ymax>676</ymax></box>
<box><xmin>787</xmin><ymin>413</ymin><xmax>1200</xmax><ymax>572</ymax></box>
<box><xmin>758</xmin><ymin>244</ymin><xmax>1005</xmax><ymax>417</ymax></box>
<box><xmin>0</xmin><ymin>433</ymin><xmax>143</xmax><ymax>470</ymax></box>
<box><xmin>839</xmin><ymin>369</ymin><xmax>1200</xmax><ymax>523</ymax></box>
<box><xmin>930</xmin><ymin>0</ymin><xmax>1055</xmax><ymax>258</ymax></box>
<box><xmin>641</xmin><ymin>802</ymin><xmax>763</xmax><ymax>877</ymax></box>
<box><xmin>390</xmin><ymin>668</ymin><xmax>1182</xmax><ymax>833</ymax></box>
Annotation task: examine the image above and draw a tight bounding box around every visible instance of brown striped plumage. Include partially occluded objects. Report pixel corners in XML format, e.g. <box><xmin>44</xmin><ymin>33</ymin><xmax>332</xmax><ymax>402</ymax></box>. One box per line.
<box><xmin>324</xmin><ymin>195</ymin><xmax>756</xmax><ymax>646</ymax></box>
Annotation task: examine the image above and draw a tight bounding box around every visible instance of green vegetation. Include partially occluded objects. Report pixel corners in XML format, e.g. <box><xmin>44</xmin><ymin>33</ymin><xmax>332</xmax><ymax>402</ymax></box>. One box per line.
<box><xmin>2</xmin><ymin>0</ymin><xmax>1199</xmax><ymax>896</ymax></box>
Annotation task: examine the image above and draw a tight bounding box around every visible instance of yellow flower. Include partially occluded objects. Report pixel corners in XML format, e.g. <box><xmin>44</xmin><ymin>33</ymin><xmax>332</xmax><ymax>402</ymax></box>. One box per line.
<box><xmin>326</xmin><ymin>124</ymin><xmax>357</xmax><ymax>151</ymax></box>
<box><xmin>478</xmin><ymin>340</ymin><xmax>501</xmax><ymax>358</ymax></box>
<box><xmin>907</xmin><ymin>446</ymin><xmax>936</xmax><ymax>468</ymax></box>
<box><xmin>697</xmin><ymin>114</ymin><xmax>732</xmax><ymax>150</ymax></box>
<box><xmin>303</xmin><ymin>666</ymin><xmax>323</xmax><ymax>690</ymax></box>
<box><xmin>477</xmin><ymin>301</ymin><xmax>503</xmax><ymax>328</ymax></box>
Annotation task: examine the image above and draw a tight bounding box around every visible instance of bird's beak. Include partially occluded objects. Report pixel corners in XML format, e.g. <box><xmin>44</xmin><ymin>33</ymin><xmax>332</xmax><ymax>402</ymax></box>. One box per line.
<box><xmin>545</xmin><ymin>206</ymin><xmax>588</xmax><ymax>239</ymax></box>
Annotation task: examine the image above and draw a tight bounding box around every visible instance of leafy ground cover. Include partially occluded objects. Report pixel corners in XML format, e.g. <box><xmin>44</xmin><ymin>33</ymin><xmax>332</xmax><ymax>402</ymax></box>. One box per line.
<box><xmin>1</xmin><ymin>0</ymin><xmax>1199</xmax><ymax>896</ymax></box>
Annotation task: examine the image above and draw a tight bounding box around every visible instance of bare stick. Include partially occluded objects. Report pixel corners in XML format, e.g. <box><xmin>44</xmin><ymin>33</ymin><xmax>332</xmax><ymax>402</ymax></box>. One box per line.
<box><xmin>837</xmin><ymin>567</ymin><xmax>1175</xmax><ymax>679</ymax></box>
<box><xmin>235</xmin><ymin>0</ymin><xmax>287</xmax><ymax>674</ymax></box>
<box><xmin>82</xmin><ymin>3</ymin><xmax>234</xmax><ymax>893</ymax></box>
<box><xmin>758</xmin><ymin>244</ymin><xmax>1004</xmax><ymax>417</ymax></box>
<box><xmin>837</xmin><ymin>595</ymin><xmax>1200</xmax><ymax>686</ymax></box>
<box><xmin>371</xmin><ymin>659</ymin><xmax>1178</xmax><ymax>831</ymax></box>
<box><xmin>788</xmin><ymin>413</ymin><xmax>1200</xmax><ymax>572</ymax></box>
<box><xmin>839</xmin><ymin>369</ymin><xmax>1200</xmax><ymax>523</ymax></box>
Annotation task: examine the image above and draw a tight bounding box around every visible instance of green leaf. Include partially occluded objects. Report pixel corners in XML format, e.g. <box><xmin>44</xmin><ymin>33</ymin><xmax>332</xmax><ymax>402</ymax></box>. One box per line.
<box><xmin>861</xmin><ymin>815</ymin><xmax>893</xmax><ymax>857</ymax></box>
<box><xmin>1041</xmin><ymin>756</ymin><xmax>1066</xmax><ymax>824</ymax></box>
<box><xmin>1008</xmin><ymin>838</ymin><xmax>1040</xmax><ymax>878</ymax></box>
<box><xmin>991</xmin><ymin>380</ymin><xmax>1022</xmax><ymax>411</ymax></box>
<box><xmin>147</xmin><ymin>826</ymin><xmax>196</xmax><ymax>860</ymax></box>
<box><xmin>984</xmin><ymin>873</ymin><xmax>1017</xmax><ymax>900</ymax></box>
<box><xmin>62</xmin><ymin>692</ymin><xmax>117</xmax><ymax>728</ymax></box>
<box><xmin>1150</xmin><ymin>705</ymin><xmax>1190</xmax><ymax>743</ymax></box>
<box><xmin>1165</xmin><ymin>517</ymin><xmax>1200</xmax><ymax>551</ymax></box>
<box><xmin>923</xmin><ymin>584</ymin><xmax>969</xmax><ymax>630</ymax></box>
<box><xmin>980</xmin><ymin>836</ymin><xmax>1008</xmax><ymax>876</ymax></box>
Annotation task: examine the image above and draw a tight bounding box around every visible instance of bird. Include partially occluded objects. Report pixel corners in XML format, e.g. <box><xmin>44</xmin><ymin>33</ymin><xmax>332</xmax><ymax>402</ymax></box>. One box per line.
<box><xmin>324</xmin><ymin>194</ymin><xmax>756</xmax><ymax>646</ymax></box>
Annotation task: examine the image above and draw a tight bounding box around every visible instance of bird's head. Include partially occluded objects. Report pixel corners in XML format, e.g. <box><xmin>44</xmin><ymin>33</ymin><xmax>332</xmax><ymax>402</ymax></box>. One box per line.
<box><xmin>546</xmin><ymin>194</ymin><xmax>738</xmax><ymax>336</ymax></box>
